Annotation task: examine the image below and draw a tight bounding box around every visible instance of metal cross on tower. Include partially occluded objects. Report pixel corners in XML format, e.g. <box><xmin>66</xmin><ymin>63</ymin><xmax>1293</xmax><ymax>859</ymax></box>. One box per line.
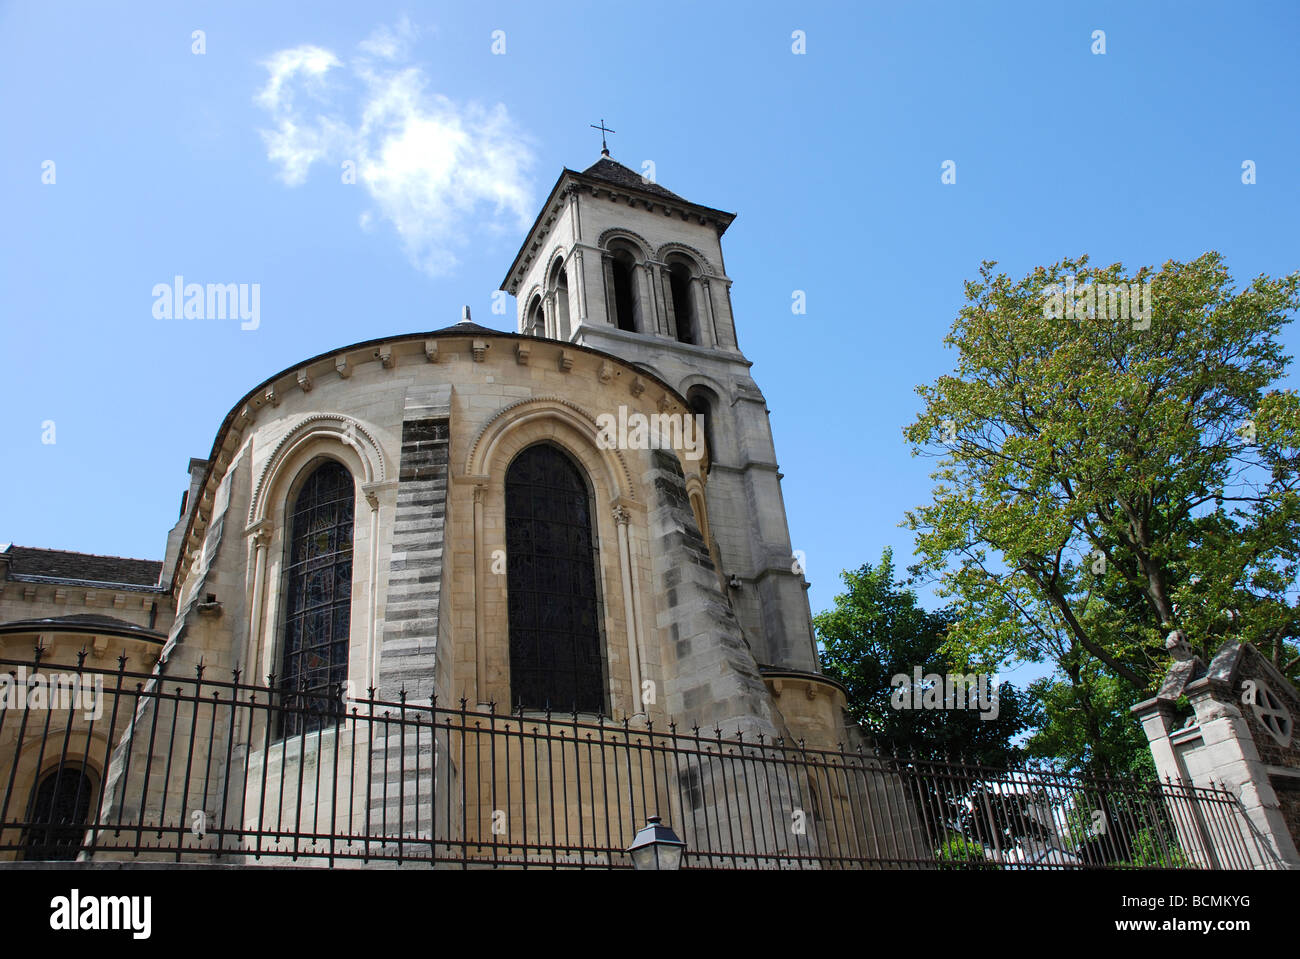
<box><xmin>590</xmin><ymin>119</ymin><xmax>615</xmax><ymax>157</ymax></box>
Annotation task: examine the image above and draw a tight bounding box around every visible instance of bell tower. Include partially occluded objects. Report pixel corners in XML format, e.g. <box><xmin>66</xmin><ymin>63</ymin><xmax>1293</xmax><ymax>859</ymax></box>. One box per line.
<box><xmin>500</xmin><ymin>149</ymin><xmax>819</xmax><ymax>674</ymax></box>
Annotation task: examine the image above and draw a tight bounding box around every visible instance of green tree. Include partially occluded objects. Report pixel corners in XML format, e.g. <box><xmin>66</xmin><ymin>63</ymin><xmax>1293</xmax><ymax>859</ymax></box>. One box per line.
<box><xmin>903</xmin><ymin>254</ymin><xmax>1300</xmax><ymax>765</ymax></box>
<box><xmin>1022</xmin><ymin>669</ymin><xmax>1155</xmax><ymax>776</ymax></box>
<box><xmin>814</xmin><ymin>548</ymin><xmax>1035</xmax><ymax>766</ymax></box>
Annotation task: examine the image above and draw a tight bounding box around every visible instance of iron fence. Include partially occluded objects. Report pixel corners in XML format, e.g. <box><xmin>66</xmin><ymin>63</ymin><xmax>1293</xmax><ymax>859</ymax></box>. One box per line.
<box><xmin>0</xmin><ymin>653</ymin><xmax>1284</xmax><ymax>869</ymax></box>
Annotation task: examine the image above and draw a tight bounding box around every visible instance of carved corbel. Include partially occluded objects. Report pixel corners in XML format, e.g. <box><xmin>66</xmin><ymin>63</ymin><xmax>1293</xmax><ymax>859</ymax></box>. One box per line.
<box><xmin>246</xmin><ymin>519</ymin><xmax>272</xmax><ymax>550</ymax></box>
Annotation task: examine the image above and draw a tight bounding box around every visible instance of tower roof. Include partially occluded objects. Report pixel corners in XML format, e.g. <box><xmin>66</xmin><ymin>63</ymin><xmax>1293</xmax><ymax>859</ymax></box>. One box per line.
<box><xmin>580</xmin><ymin>157</ymin><xmax>686</xmax><ymax>203</ymax></box>
<box><xmin>500</xmin><ymin>157</ymin><xmax>736</xmax><ymax>296</ymax></box>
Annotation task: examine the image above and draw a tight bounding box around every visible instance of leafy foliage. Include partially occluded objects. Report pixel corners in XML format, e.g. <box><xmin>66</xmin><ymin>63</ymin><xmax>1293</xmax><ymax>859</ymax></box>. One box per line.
<box><xmin>935</xmin><ymin>833</ymin><xmax>999</xmax><ymax>869</ymax></box>
<box><xmin>815</xmin><ymin>548</ymin><xmax>1035</xmax><ymax>765</ymax></box>
<box><xmin>902</xmin><ymin>254</ymin><xmax>1300</xmax><ymax>762</ymax></box>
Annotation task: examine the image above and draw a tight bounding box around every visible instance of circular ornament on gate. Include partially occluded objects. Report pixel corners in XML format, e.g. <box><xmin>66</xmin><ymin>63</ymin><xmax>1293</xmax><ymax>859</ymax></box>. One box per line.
<box><xmin>1250</xmin><ymin>682</ymin><xmax>1293</xmax><ymax>747</ymax></box>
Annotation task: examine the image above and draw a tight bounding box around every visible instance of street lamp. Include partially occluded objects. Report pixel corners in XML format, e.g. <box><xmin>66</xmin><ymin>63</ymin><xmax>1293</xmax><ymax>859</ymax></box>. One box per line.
<box><xmin>627</xmin><ymin>816</ymin><xmax>686</xmax><ymax>870</ymax></box>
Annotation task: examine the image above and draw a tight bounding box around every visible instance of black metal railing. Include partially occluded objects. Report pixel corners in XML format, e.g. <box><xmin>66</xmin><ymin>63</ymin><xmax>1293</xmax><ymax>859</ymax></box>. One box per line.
<box><xmin>0</xmin><ymin>653</ymin><xmax>1284</xmax><ymax>869</ymax></box>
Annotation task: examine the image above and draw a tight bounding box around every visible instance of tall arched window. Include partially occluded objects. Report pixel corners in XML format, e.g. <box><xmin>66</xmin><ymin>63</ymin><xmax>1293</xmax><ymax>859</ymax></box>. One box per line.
<box><xmin>610</xmin><ymin>249</ymin><xmax>639</xmax><ymax>333</ymax></box>
<box><xmin>669</xmin><ymin>262</ymin><xmax>696</xmax><ymax>345</ymax></box>
<box><xmin>687</xmin><ymin>386</ymin><xmax>717</xmax><ymax>465</ymax></box>
<box><xmin>505</xmin><ymin>444</ymin><xmax>605</xmax><ymax>713</ymax></box>
<box><xmin>279</xmin><ymin>459</ymin><xmax>354</xmax><ymax>737</ymax></box>
<box><xmin>23</xmin><ymin>764</ymin><xmax>95</xmax><ymax>861</ymax></box>
<box><xmin>553</xmin><ymin>265</ymin><xmax>569</xmax><ymax>340</ymax></box>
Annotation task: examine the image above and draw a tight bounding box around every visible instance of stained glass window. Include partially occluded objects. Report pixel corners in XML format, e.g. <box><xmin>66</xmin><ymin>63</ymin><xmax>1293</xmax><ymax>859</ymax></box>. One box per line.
<box><xmin>279</xmin><ymin>459</ymin><xmax>354</xmax><ymax>737</ymax></box>
<box><xmin>506</xmin><ymin>444</ymin><xmax>605</xmax><ymax>713</ymax></box>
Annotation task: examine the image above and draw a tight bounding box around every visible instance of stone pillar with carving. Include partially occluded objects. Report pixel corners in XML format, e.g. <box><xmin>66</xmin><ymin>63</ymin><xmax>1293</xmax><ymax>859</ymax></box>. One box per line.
<box><xmin>1132</xmin><ymin>633</ymin><xmax>1300</xmax><ymax>868</ymax></box>
<box><xmin>571</xmin><ymin>248</ymin><xmax>587</xmax><ymax>328</ymax></box>
<box><xmin>541</xmin><ymin>291</ymin><xmax>556</xmax><ymax>341</ymax></box>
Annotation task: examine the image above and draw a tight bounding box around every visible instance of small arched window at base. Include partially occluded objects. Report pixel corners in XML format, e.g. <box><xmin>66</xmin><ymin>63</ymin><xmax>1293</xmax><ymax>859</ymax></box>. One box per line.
<box><xmin>23</xmin><ymin>764</ymin><xmax>97</xmax><ymax>861</ymax></box>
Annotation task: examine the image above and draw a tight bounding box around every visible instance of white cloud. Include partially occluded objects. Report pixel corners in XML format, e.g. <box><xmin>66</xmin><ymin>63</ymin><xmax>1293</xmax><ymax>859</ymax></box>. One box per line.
<box><xmin>358</xmin><ymin>16</ymin><xmax>418</xmax><ymax>62</ymax></box>
<box><xmin>256</xmin><ymin>45</ymin><xmax>342</xmax><ymax>115</ymax></box>
<box><xmin>255</xmin><ymin>25</ymin><xmax>534</xmax><ymax>276</ymax></box>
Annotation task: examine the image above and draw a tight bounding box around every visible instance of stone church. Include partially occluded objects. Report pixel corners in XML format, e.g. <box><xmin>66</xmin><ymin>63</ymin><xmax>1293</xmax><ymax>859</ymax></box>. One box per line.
<box><xmin>0</xmin><ymin>150</ymin><xmax>864</xmax><ymax>866</ymax></box>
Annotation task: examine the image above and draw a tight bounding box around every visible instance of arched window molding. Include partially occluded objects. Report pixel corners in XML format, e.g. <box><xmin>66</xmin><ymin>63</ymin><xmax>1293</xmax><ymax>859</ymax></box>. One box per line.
<box><xmin>524</xmin><ymin>292</ymin><xmax>544</xmax><ymax>338</ymax></box>
<box><xmin>466</xmin><ymin>397</ymin><xmax>634</xmax><ymax>499</ymax></box>
<box><xmin>548</xmin><ymin>257</ymin><xmax>572</xmax><ymax>342</ymax></box>
<box><xmin>246</xmin><ymin>415</ymin><xmax>388</xmax><ymax>704</ymax></box>
<box><xmin>596</xmin><ymin>229</ymin><xmax>652</xmax><ymax>261</ymax></box>
<box><xmin>653</xmin><ymin>242</ymin><xmax>716</xmax><ymax>276</ymax></box>
<box><xmin>597</xmin><ymin>232</ymin><xmax>653</xmax><ymax>335</ymax></box>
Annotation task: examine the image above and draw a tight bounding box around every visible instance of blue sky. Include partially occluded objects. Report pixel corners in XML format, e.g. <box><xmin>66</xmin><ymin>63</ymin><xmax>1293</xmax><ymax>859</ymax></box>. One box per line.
<box><xmin>3</xmin><ymin>0</ymin><xmax>1298</xmax><ymax>663</ymax></box>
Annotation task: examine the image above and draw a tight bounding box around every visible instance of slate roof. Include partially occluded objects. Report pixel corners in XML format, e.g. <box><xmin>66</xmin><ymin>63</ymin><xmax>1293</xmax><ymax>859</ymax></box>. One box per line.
<box><xmin>428</xmin><ymin>320</ymin><xmax>509</xmax><ymax>336</ymax></box>
<box><xmin>2</xmin><ymin>545</ymin><xmax>163</xmax><ymax>589</ymax></box>
<box><xmin>0</xmin><ymin>613</ymin><xmax>165</xmax><ymax>640</ymax></box>
<box><xmin>581</xmin><ymin>156</ymin><xmax>687</xmax><ymax>202</ymax></box>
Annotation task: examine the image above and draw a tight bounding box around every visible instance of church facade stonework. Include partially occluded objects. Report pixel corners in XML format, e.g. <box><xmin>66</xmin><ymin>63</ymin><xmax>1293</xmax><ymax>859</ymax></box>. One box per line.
<box><xmin>0</xmin><ymin>156</ymin><xmax>864</xmax><ymax>866</ymax></box>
